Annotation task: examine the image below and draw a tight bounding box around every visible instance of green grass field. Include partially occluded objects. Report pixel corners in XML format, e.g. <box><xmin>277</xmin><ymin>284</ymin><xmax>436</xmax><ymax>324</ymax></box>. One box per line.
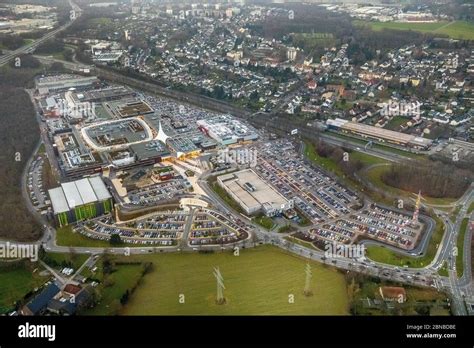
<box><xmin>438</xmin><ymin>261</ymin><xmax>449</xmax><ymax>277</ymax></box>
<box><xmin>0</xmin><ymin>264</ymin><xmax>48</xmax><ymax>314</ymax></box>
<box><xmin>304</xmin><ymin>139</ymin><xmax>391</xmax><ymax>173</ymax></box>
<box><xmin>291</xmin><ymin>32</ymin><xmax>336</xmax><ymax>53</ymax></box>
<box><xmin>355</xmin><ymin>20</ymin><xmax>474</xmax><ymax>40</ymax></box>
<box><xmin>304</xmin><ymin>140</ymin><xmax>343</xmax><ymax>176</ymax></box>
<box><xmin>284</xmin><ymin>236</ymin><xmax>320</xmax><ymax>250</ymax></box>
<box><xmin>350</xmin><ymin>151</ymin><xmax>389</xmax><ymax>166</ymax></box>
<box><xmin>56</xmin><ymin>226</ymin><xmax>113</xmax><ymax>248</ymax></box>
<box><xmin>303</xmin><ymin>139</ymin><xmax>390</xmax><ymax>197</ymax></box>
<box><xmin>43</xmin><ymin>252</ymin><xmax>89</xmax><ymax>270</ymax></box>
<box><xmin>254</xmin><ymin>215</ymin><xmax>275</xmax><ymax>230</ymax></box>
<box><xmin>364</xmin><ymin>20</ymin><xmax>449</xmax><ymax>33</ymax></box>
<box><xmin>119</xmin><ymin>246</ymin><xmax>349</xmax><ymax>315</ymax></box>
<box><xmin>467</xmin><ymin>202</ymin><xmax>474</xmax><ymax>215</ymax></box>
<box><xmin>56</xmin><ymin>225</ymin><xmax>136</xmax><ymax>248</ymax></box>
<box><xmin>456</xmin><ymin>218</ymin><xmax>469</xmax><ymax>278</ymax></box>
<box><xmin>450</xmin><ymin>206</ymin><xmax>462</xmax><ymax>223</ymax></box>
<box><xmin>326</xmin><ymin>132</ymin><xmax>424</xmax><ymax>160</ymax></box>
<box><xmin>385</xmin><ymin>116</ymin><xmax>408</xmax><ymax>131</ymax></box>
<box><xmin>84</xmin><ymin>263</ymin><xmax>144</xmax><ymax>315</ymax></box>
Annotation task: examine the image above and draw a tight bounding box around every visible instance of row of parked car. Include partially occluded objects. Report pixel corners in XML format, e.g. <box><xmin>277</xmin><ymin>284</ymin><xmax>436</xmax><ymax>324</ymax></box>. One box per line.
<box><xmin>27</xmin><ymin>156</ymin><xmax>48</xmax><ymax>208</ymax></box>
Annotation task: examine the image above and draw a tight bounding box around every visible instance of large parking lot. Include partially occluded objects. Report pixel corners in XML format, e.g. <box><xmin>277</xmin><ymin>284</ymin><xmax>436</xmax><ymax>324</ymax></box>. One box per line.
<box><xmin>253</xmin><ymin>139</ymin><xmax>361</xmax><ymax>224</ymax></box>
<box><xmin>72</xmin><ymin>206</ymin><xmax>251</xmax><ymax>247</ymax></box>
<box><xmin>188</xmin><ymin>208</ymin><xmax>250</xmax><ymax>246</ymax></box>
<box><xmin>76</xmin><ymin>212</ymin><xmax>186</xmax><ymax>246</ymax></box>
<box><xmin>251</xmin><ymin>140</ymin><xmax>423</xmax><ymax>250</ymax></box>
<box><xmin>127</xmin><ymin>178</ymin><xmax>192</xmax><ymax>206</ymax></box>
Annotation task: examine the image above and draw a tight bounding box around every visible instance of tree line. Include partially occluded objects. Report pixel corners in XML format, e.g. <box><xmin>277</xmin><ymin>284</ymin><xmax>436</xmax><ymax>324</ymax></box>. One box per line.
<box><xmin>0</xmin><ymin>86</ymin><xmax>41</xmax><ymax>241</ymax></box>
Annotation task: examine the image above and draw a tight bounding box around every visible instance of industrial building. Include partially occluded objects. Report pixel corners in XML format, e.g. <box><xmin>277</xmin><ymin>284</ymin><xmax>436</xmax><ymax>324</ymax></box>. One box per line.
<box><xmin>217</xmin><ymin>169</ymin><xmax>293</xmax><ymax>216</ymax></box>
<box><xmin>48</xmin><ymin>176</ymin><xmax>113</xmax><ymax>227</ymax></box>
<box><xmin>326</xmin><ymin>118</ymin><xmax>433</xmax><ymax>149</ymax></box>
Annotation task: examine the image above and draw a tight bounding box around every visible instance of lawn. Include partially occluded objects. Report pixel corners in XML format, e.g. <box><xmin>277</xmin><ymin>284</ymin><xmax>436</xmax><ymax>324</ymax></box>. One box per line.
<box><xmin>120</xmin><ymin>246</ymin><xmax>349</xmax><ymax>315</ymax></box>
<box><xmin>254</xmin><ymin>215</ymin><xmax>275</xmax><ymax>230</ymax></box>
<box><xmin>350</xmin><ymin>151</ymin><xmax>389</xmax><ymax>166</ymax></box>
<box><xmin>304</xmin><ymin>139</ymin><xmax>389</xmax><ymax>170</ymax></box>
<box><xmin>43</xmin><ymin>252</ymin><xmax>89</xmax><ymax>270</ymax></box>
<box><xmin>456</xmin><ymin>218</ymin><xmax>469</xmax><ymax>278</ymax></box>
<box><xmin>291</xmin><ymin>33</ymin><xmax>336</xmax><ymax>53</ymax></box>
<box><xmin>284</xmin><ymin>236</ymin><xmax>320</xmax><ymax>250</ymax></box>
<box><xmin>56</xmin><ymin>225</ymin><xmax>135</xmax><ymax>248</ymax></box>
<box><xmin>450</xmin><ymin>206</ymin><xmax>462</xmax><ymax>222</ymax></box>
<box><xmin>366</xmin><ymin>215</ymin><xmax>445</xmax><ymax>268</ymax></box>
<box><xmin>467</xmin><ymin>202</ymin><xmax>474</xmax><ymax>215</ymax></box>
<box><xmin>88</xmin><ymin>17</ymin><xmax>113</xmax><ymax>27</ymax></box>
<box><xmin>0</xmin><ymin>263</ymin><xmax>49</xmax><ymax>314</ymax></box>
<box><xmin>56</xmin><ymin>225</ymin><xmax>113</xmax><ymax>248</ymax></box>
<box><xmin>303</xmin><ymin>139</ymin><xmax>389</xmax><ymax>196</ymax></box>
<box><xmin>37</xmin><ymin>143</ymin><xmax>46</xmax><ymax>154</ymax></box>
<box><xmin>326</xmin><ymin>132</ymin><xmax>424</xmax><ymax>159</ymax></box>
<box><xmin>385</xmin><ymin>116</ymin><xmax>408</xmax><ymax>131</ymax></box>
<box><xmin>355</xmin><ymin>20</ymin><xmax>474</xmax><ymax>40</ymax></box>
<box><xmin>304</xmin><ymin>140</ymin><xmax>344</xmax><ymax>176</ymax></box>
<box><xmin>84</xmin><ymin>263</ymin><xmax>145</xmax><ymax>315</ymax></box>
<box><xmin>363</xmin><ymin>20</ymin><xmax>449</xmax><ymax>33</ymax></box>
<box><xmin>436</xmin><ymin>21</ymin><xmax>474</xmax><ymax>41</ymax></box>
<box><xmin>438</xmin><ymin>261</ymin><xmax>449</xmax><ymax>277</ymax></box>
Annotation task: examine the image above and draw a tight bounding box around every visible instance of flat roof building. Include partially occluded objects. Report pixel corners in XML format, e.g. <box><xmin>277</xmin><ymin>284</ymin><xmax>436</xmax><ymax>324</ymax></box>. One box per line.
<box><xmin>72</xmin><ymin>86</ymin><xmax>135</xmax><ymax>103</ymax></box>
<box><xmin>35</xmin><ymin>74</ymin><xmax>99</xmax><ymax>92</ymax></box>
<box><xmin>197</xmin><ymin>115</ymin><xmax>258</xmax><ymax>145</ymax></box>
<box><xmin>217</xmin><ymin>169</ymin><xmax>293</xmax><ymax>216</ymax></box>
<box><xmin>48</xmin><ymin>176</ymin><xmax>113</xmax><ymax>227</ymax></box>
<box><xmin>327</xmin><ymin>118</ymin><xmax>432</xmax><ymax>149</ymax></box>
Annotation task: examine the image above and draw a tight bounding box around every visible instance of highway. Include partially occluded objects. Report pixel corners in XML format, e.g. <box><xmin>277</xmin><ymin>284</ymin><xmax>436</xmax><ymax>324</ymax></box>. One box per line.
<box><xmin>0</xmin><ymin>0</ymin><xmax>81</xmax><ymax>68</ymax></box>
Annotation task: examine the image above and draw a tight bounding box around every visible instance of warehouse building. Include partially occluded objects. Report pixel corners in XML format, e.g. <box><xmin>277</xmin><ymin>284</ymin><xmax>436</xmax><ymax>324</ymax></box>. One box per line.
<box><xmin>217</xmin><ymin>169</ymin><xmax>293</xmax><ymax>216</ymax></box>
<box><xmin>326</xmin><ymin>118</ymin><xmax>433</xmax><ymax>149</ymax></box>
<box><xmin>48</xmin><ymin>176</ymin><xmax>113</xmax><ymax>227</ymax></box>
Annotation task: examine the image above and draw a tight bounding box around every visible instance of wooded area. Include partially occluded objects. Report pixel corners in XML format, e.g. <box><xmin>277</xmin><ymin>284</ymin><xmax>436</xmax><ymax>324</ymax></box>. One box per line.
<box><xmin>381</xmin><ymin>161</ymin><xmax>473</xmax><ymax>199</ymax></box>
<box><xmin>0</xmin><ymin>82</ymin><xmax>41</xmax><ymax>241</ymax></box>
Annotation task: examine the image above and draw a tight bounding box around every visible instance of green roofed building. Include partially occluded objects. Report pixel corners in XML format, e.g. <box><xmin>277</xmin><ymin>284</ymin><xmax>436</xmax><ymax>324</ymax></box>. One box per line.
<box><xmin>48</xmin><ymin>176</ymin><xmax>113</xmax><ymax>227</ymax></box>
